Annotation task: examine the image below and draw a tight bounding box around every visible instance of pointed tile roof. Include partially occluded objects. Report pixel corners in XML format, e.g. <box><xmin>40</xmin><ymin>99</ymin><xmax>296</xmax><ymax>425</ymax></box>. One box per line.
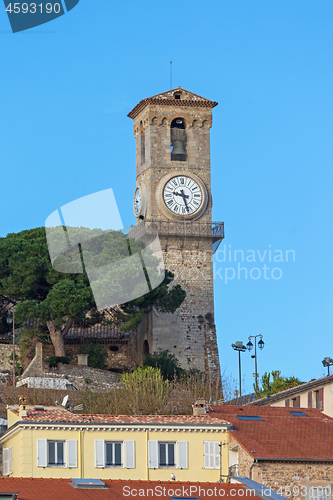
<box><xmin>128</xmin><ymin>87</ymin><xmax>218</xmax><ymax>119</ymax></box>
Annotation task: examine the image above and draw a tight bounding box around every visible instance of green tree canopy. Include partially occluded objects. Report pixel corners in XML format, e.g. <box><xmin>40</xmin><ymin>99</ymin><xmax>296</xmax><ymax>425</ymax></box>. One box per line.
<box><xmin>0</xmin><ymin>227</ymin><xmax>186</xmax><ymax>357</ymax></box>
<box><xmin>255</xmin><ymin>370</ymin><xmax>304</xmax><ymax>399</ymax></box>
<box><xmin>143</xmin><ymin>349</ymin><xmax>184</xmax><ymax>381</ymax></box>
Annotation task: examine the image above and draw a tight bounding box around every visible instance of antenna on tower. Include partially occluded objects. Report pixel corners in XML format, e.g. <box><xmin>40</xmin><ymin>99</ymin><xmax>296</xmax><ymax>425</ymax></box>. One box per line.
<box><xmin>170</xmin><ymin>61</ymin><xmax>172</xmax><ymax>89</ymax></box>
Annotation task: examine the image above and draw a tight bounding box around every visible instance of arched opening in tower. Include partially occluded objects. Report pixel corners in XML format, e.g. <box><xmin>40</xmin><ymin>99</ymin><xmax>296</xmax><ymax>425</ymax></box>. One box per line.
<box><xmin>143</xmin><ymin>339</ymin><xmax>149</xmax><ymax>359</ymax></box>
<box><xmin>170</xmin><ymin>117</ymin><xmax>187</xmax><ymax>161</ymax></box>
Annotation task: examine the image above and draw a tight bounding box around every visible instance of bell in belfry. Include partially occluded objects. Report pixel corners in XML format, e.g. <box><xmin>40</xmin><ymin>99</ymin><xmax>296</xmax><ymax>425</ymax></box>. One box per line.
<box><xmin>172</xmin><ymin>140</ymin><xmax>186</xmax><ymax>156</ymax></box>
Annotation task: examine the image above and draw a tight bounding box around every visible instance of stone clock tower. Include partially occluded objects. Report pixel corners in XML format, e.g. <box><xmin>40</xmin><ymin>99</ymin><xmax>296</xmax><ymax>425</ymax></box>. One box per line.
<box><xmin>128</xmin><ymin>88</ymin><xmax>224</xmax><ymax>381</ymax></box>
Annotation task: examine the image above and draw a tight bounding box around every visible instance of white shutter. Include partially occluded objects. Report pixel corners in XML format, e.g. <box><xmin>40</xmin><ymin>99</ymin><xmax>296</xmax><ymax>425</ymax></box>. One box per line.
<box><xmin>67</xmin><ymin>440</ymin><xmax>78</xmax><ymax>468</ymax></box>
<box><xmin>204</xmin><ymin>441</ymin><xmax>220</xmax><ymax>469</ymax></box>
<box><xmin>209</xmin><ymin>441</ymin><xmax>215</xmax><ymax>468</ymax></box>
<box><xmin>95</xmin><ymin>440</ymin><xmax>105</xmax><ymax>468</ymax></box>
<box><xmin>37</xmin><ymin>439</ymin><xmax>47</xmax><ymax>467</ymax></box>
<box><xmin>204</xmin><ymin>441</ymin><xmax>210</xmax><ymax>469</ymax></box>
<box><xmin>177</xmin><ymin>441</ymin><xmax>188</xmax><ymax>469</ymax></box>
<box><xmin>214</xmin><ymin>442</ymin><xmax>221</xmax><ymax>469</ymax></box>
<box><xmin>125</xmin><ymin>440</ymin><xmax>135</xmax><ymax>469</ymax></box>
<box><xmin>8</xmin><ymin>447</ymin><xmax>13</xmax><ymax>475</ymax></box>
<box><xmin>148</xmin><ymin>440</ymin><xmax>158</xmax><ymax>469</ymax></box>
<box><xmin>3</xmin><ymin>447</ymin><xmax>9</xmax><ymax>476</ymax></box>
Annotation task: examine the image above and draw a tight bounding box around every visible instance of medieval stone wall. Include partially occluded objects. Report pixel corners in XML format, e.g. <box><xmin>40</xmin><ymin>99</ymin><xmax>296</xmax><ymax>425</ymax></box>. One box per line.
<box><xmin>131</xmin><ymin>97</ymin><xmax>221</xmax><ymax>381</ymax></box>
<box><xmin>42</xmin><ymin>342</ymin><xmax>132</xmax><ymax>372</ymax></box>
<box><xmin>0</xmin><ymin>344</ymin><xmax>20</xmax><ymax>373</ymax></box>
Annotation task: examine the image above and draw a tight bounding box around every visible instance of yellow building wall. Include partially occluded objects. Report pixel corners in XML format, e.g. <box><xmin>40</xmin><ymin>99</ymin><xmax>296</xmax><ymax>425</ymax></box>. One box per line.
<box><xmin>7</xmin><ymin>409</ymin><xmax>20</xmax><ymax>429</ymax></box>
<box><xmin>3</xmin><ymin>427</ymin><xmax>229</xmax><ymax>481</ymax></box>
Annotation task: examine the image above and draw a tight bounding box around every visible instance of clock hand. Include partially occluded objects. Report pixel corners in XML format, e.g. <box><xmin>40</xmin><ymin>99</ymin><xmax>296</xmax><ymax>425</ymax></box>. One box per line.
<box><xmin>180</xmin><ymin>190</ymin><xmax>190</xmax><ymax>212</ymax></box>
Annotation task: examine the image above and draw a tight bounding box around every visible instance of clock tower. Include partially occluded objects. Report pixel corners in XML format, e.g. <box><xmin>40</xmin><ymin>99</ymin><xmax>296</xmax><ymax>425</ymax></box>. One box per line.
<box><xmin>128</xmin><ymin>88</ymin><xmax>224</xmax><ymax>381</ymax></box>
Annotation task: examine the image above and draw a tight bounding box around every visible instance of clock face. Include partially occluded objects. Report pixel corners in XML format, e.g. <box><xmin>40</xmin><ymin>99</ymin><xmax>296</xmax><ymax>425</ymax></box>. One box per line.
<box><xmin>163</xmin><ymin>175</ymin><xmax>203</xmax><ymax>215</ymax></box>
<box><xmin>134</xmin><ymin>187</ymin><xmax>141</xmax><ymax>216</ymax></box>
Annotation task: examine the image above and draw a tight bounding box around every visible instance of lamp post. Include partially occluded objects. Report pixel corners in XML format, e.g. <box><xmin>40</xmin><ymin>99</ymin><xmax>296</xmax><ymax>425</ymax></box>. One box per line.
<box><xmin>6</xmin><ymin>309</ymin><xmax>15</xmax><ymax>387</ymax></box>
<box><xmin>247</xmin><ymin>335</ymin><xmax>265</xmax><ymax>392</ymax></box>
<box><xmin>322</xmin><ymin>357</ymin><xmax>333</xmax><ymax>375</ymax></box>
<box><xmin>231</xmin><ymin>341</ymin><xmax>247</xmax><ymax>398</ymax></box>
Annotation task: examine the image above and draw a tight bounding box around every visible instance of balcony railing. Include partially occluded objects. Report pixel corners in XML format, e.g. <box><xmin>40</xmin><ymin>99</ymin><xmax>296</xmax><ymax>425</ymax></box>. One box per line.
<box><xmin>130</xmin><ymin>219</ymin><xmax>224</xmax><ymax>253</ymax></box>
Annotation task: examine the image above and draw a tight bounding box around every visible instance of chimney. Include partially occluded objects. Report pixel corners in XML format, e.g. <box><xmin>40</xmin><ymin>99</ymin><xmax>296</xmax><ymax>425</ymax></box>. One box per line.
<box><xmin>192</xmin><ymin>398</ymin><xmax>207</xmax><ymax>416</ymax></box>
<box><xmin>19</xmin><ymin>396</ymin><xmax>27</xmax><ymax>418</ymax></box>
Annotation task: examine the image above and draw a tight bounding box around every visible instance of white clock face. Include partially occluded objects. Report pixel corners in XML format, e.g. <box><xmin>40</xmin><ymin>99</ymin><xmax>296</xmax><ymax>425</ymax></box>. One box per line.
<box><xmin>134</xmin><ymin>187</ymin><xmax>141</xmax><ymax>216</ymax></box>
<box><xmin>163</xmin><ymin>175</ymin><xmax>203</xmax><ymax>215</ymax></box>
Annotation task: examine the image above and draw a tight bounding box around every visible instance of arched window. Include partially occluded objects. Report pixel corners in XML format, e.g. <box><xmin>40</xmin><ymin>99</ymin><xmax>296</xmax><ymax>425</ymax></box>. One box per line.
<box><xmin>171</xmin><ymin>117</ymin><xmax>187</xmax><ymax>161</ymax></box>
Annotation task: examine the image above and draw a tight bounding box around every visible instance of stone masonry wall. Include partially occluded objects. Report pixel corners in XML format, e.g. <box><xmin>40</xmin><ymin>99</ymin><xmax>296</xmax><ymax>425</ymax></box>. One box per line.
<box><xmin>43</xmin><ymin>342</ymin><xmax>132</xmax><ymax>371</ymax></box>
<box><xmin>0</xmin><ymin>344</ymin><xmax>20</xmax><ymax>372</ymax></box>
<box><xmin>239</xmin><ymin>447</ymin><xmax>333</xmax><ymax>498</ymax></box>
<box><xmin>56</xmin><ymin>364</ymin><xmax>121</xmax><ymax>391</ymax></box>
<box><xmin>131</xmin><ymin>96</ymin><xmax>221</xmax><ymax>381</ymax></box>
<box><xmin>252</xmin><ymin>462</ymin><xmax>333</xmax><ymax>499</ymax></box>
<box><xmin>238</xmin><ymin>446</ymin><xmax>254</xmax><ymax>477</ymax></box>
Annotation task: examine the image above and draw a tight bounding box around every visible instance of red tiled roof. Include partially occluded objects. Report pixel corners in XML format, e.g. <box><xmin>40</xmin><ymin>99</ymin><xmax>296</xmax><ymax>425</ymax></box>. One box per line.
<box><xmin>210</xmin><ymin>405</ymin><xmax>333</xmax><ymax>461</ymax></box>
<box><xmin>9</xmin><ymin>406</ymin><xmax>229</xmax><ymax>426</ymax></box>
<box><xmin>0</xmin><ymin>478</ymin><xmax>261</xmax><ymax>500</ymax></box>
<box><xmin>128</xmin><ymin>87</ymin><xmax>218</xmax><ymax>119</ymax></box>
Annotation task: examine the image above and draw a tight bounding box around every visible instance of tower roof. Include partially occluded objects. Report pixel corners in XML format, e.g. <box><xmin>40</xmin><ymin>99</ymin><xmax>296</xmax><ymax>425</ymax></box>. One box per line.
<box><xmin>127</xmin><ymin>87</ymin><xmax>218</xmax><ymax>119</ymax></box>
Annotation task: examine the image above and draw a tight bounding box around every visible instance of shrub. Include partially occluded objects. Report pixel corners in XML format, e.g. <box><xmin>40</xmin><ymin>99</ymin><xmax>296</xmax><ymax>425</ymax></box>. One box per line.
<box><xmin>143</xmin><ymin>349</ymin><xmax>183</xmax><ymax>381</ymax></box>
<box><xmin>84</xmin><ymin>343</ymin><xmax>107</xmax><ymax>370</ymax></box>
<box><xmin>46</xmin><ymin>356</ymin><xmax>70</xmax><ymax>368</ymax></box>
<box><xmin>120</xmin><ymin>366</ymin><xmax>170</xmax><ymax>414</ymax></box>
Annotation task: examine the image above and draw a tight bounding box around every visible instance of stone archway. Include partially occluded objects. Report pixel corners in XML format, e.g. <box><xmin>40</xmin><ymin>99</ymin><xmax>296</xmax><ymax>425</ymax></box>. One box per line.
<box><xmin>143</xmin><ymin>339</ymin><xmax>149</xmax><ymax>359</ymax></box>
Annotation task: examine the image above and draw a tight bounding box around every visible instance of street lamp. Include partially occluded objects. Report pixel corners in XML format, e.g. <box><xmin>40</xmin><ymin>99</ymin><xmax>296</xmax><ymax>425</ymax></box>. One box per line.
<box><xmin>6</xmin><ymin>310</ymin><xmax>15</xmax><ymax>387</ymax></box>
<box><xmin>231</xmin><ymin>341</ymin><xmax>247</xmax><ymax>398</ymax></box>
<box><xmin>247</xmin><ymin>335</ymin><xmax>265</xmax><ymax>392</ymax></box>
<box><xmin>322</xmin><ymin>357</ymin><xmax>333</xmax><ymax>375</ymax></box>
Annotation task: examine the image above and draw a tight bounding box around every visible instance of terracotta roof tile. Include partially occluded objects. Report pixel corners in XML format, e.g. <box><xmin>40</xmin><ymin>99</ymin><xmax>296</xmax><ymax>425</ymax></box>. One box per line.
<box><xmin>0</xmin><ymin>478</ymin><xmax>261</xmax><ymax>500</ymax></box>
<box><xmin>128</xmin><ymin>87</ymin><xmax>218</xmax><ymax>119</ymax></box>
<box><xmin>209</xmin><ymin>405</ymin><xmax>333</xmax><ymax>460</ymax></box>
<box><xmin>10</xmin><ymin>407</ymin><xmax>229</xmax><ymax>426</ymax></box>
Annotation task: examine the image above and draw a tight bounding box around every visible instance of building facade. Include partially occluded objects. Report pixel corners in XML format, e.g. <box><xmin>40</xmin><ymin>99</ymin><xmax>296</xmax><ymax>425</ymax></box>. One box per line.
<box><xmin>211</xmin><ymin>405</ymin><xmax>333</xmax><ymax>498</ymax></box>
<box><xmin>1</xmin><ymin>404</ymin><xmax>230</xmax><ymax>481</ymax></box>
<box><xmin>247</xmin><ymin>374</ymin><xmax>333</xmax><ymax>418</ymax></box>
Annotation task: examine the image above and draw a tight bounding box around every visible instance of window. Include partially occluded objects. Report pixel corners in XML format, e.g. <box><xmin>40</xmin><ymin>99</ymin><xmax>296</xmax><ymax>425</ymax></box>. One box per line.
<box><xmin>48</xmin><ymin>441</ymin><xmax>65</xmax><ymax>466</ymax></box>
<box><xmin>94</xmin><ymin>440</ymin><xmax>135</xmax><ymax>469</ymax></box>
<box><xmin>159</xmin><ymin>442</ymin><xmax>175</xmax><ymax>467</ymax></box>
<box><xmin>291</xmin><ymin>396</ymin><xmax>300</xmax><ymax>407</ymax></box>
<box><xmin>3</xmin><ymin>447</ymin><xmax>13</xmax><ymax>476</ymax></box>
<box><xmin>236</xmin><ymin>415</ymin><xmax>264</xmax><ymax>421</ymax></box>
<box><xmin>204</xmin><ymin>441</ymin><xmax>220</xmax><ymax>469</ymax></box>
<box><xmin>105</xmin><ymin>442</ymin><xmax>122</xmax><ymax>467</ymax></box>
<box><xmin>289</xmin><ymin>411</ymin><xmax>308</xmax><ymax>417</ymax></box>
<box><xmin>37</xmin><ymin>439</ymin><xmax>77</xmax><ymax>468</ymax></box>
<box><xmin>147</xmin><ymin>441</ymin><xmax>188</xmax><ymax>469</ymax></box>
<box><xmin>314</xmin><ymin>388</ymin><xmax>324</xmax><ymax>410</ymax></box>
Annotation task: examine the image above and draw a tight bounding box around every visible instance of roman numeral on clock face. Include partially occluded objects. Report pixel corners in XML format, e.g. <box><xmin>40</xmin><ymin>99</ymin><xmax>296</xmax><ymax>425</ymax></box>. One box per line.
<box><xmin>163</xmin><ymin>175</ymin><xmax>203</xmax><ymax>216</ymax></box>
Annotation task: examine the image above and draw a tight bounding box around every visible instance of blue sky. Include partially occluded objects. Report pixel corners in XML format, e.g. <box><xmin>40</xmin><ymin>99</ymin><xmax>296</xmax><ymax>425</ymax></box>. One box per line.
<box><xmin>1</xmin><ymin>0</ymin><xmax>333</xmax><ymax>391</ymax></box>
